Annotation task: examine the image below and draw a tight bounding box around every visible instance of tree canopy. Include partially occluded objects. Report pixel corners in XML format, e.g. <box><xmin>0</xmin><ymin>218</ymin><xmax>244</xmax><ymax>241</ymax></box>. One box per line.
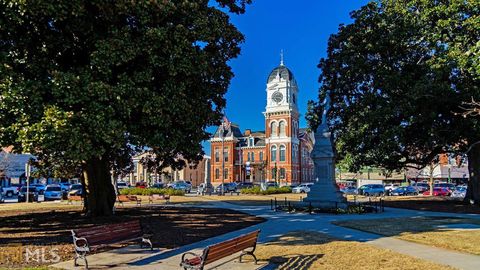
<box><xmin>309</xmin><ymin>0</ymin><xmax>479</xmax><ymax>202</ymax></box>
<box><xmin>0</xmin><ymin>0</ymin><xmax>251</xmax><ymax>215</ymax></box>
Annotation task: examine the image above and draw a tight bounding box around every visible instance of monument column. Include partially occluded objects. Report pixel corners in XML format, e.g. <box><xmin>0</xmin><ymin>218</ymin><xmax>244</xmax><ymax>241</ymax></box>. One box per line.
<box><xmin>304</xmin><ymin>91</ymin><xmax>346</xmax><ymax>207</ymax></box>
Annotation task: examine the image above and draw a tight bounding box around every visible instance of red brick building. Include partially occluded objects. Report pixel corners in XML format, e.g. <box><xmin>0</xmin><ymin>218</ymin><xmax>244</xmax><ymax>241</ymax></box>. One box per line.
<box><xmin>210</xmin><ymin>60</ymin><xmax>314</xmax><ymax>185</ymax></box>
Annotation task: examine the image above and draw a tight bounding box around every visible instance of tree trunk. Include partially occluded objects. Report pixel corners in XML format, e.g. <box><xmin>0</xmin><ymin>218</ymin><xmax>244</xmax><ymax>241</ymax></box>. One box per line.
<box><xmin>429</xmin><ymin>163</ymin><xmax>434</xmax><ymax>196</ymax></box>
<box><xmin>465</xmin><ymin>144</ymin><xmax>480</xmax><ymax>205</ymax></box>
<box><xmin>82</xmin><ymin>156</ymin><xmax>116</xmax><ymax>216</ymax></box>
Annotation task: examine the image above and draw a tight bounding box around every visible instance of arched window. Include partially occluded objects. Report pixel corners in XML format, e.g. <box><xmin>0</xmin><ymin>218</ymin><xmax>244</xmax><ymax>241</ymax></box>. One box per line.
<box><xmin>270</xmin><ymin>121</ymin><xmax>278</xmax><ymax>137</ymax></box>
<box><xmin>279</xmin><ymin>121</ymin><xmax>286</xmax><ymax>137</ymax></box>
<box><xmin>271</xmin><ymin>145</ymin><xmax>277</xmax><ymax>161</ymax></box>
<box><xmin>215</xmin><ymin>168</ymin><xmax>220</xmax><ymax>179</ymax></box>
<box><xmin>280</xmin><ymin>145</ymin><xmax>286</xmax><ymax>161</ymax></box>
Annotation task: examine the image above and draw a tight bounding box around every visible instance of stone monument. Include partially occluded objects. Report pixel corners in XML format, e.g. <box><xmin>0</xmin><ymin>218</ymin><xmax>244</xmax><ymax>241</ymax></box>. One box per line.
<box><xmin>304</xmin><ymin>91</ymin><xmax>346</xmax><ymax>207</ymax></box>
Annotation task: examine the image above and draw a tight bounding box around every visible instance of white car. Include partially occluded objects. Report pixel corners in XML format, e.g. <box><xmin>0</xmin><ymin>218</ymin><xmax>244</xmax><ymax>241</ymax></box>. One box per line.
<box><xmin>1</xmin><ymin>186</ymin><xmax>19</xmax><ymax>197</ymax></box>
<box><xmin>44</xmin><ymin>185</ymin><xmax>63</xmax><ymax>201</ymax></box>
<box><xmin>451</xmin><ymin>186</ymin><xmax>466</xmax><ymax>199</ymax></box>
<box><xmin>117</xmin><ymin>182</ymin><xmax>129</xmax><ymax>190</ymax></box>
<box><xmin>292</xmin><ymin>183</ymin><xmax>313</xmax><ymax>193</ymax></box>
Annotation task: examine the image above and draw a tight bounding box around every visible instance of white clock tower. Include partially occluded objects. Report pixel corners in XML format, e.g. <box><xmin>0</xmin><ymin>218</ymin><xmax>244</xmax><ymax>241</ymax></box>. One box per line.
<box><xmin>264</xmin><ymin>53</ymin><xmax>301</xmax><ymax>183</ymax></box>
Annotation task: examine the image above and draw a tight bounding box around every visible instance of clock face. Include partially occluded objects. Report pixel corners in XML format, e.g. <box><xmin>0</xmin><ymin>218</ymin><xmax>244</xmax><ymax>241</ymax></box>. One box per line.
<box><xmin>272</xmin><ymin>91</ymin><xmax>283</xmax><ymax>103</ymax></box>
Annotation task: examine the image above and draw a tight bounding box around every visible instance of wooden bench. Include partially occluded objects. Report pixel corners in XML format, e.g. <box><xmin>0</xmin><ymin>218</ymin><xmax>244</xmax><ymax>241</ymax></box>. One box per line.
<box><xmin>71</xmin><ymin>219</ymin><xmax>152</xmax><ymax>269</ymax></box>
<box><xmin>67</xmin><ymin>195</ymin><xmax>83</xmax><ymax>204</ymax></box>
<box><xmin>180</xmin><ymin>230</ymin><xmax>260</xmax><ymax>270</ymax></box>
<box><xmin>148</xmin><ymin>194</ymin><xmax>170</xmax><ymax>204</ymax></box>
<box><xmin>117</xmin><ymin>195</ymin><xmax>142</xmax><ymax>206</ymax></box>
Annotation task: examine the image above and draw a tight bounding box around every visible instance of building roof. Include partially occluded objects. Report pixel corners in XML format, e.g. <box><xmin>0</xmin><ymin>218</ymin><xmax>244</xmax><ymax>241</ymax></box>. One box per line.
<box><xmin>212</xmin><ymin>123</ymin><xmax>243</xmax><ymax>139</ymax></box>
<box><xmin>267</xmin><ymin>65</ymin><xmax>295</xmax><ymax>84</ymax></box>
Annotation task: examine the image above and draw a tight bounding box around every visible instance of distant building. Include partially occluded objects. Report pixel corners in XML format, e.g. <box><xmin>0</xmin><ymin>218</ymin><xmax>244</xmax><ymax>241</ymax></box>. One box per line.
<box><xmin>122</xmin><ymin>153</ymin><xmax>210</xmax><ymax>186</ymax></box>
<box><xmin>0</xmin><ymin>147</ymin><xmax>34</xmax><ymax>186</ymax></box>
<box><xmin>210</xmin><ymin>59</ymin><xmax>315</xmax><ymax>185</ymax></box>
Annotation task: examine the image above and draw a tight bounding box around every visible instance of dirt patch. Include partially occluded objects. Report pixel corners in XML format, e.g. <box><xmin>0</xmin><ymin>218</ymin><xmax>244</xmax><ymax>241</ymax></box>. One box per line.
<box><xmin>0</xmin><ymin>206</ymin><xmax>264</xmax><ymax>268</ymax></box>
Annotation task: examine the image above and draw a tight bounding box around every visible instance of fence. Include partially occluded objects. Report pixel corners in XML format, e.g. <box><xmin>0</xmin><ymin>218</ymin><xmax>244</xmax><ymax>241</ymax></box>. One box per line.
<box><xmin>270</xmin><ymin>196</ymin><xmax>384</xmax><ymax>214</ymax></box>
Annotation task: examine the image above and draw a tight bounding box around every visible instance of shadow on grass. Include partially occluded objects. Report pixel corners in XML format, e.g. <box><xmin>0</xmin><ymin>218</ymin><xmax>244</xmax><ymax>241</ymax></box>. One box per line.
<box><xmin>0</xmin><ymin>206</ymin><xmax>265</xmax><ymax>248</ymax></box>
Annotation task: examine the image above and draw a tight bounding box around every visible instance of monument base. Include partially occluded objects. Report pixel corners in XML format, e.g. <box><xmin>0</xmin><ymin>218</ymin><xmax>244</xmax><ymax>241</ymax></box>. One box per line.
<box><xmin>303</xmin><ymin>182</ymin><xmax>347</xmax><ymax>209</ymax></box>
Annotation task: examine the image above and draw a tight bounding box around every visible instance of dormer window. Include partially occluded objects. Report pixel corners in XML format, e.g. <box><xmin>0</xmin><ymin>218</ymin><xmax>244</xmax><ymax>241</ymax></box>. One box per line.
<box><xmin>249</xmin><ymin>137</ymin><xmax>254</xmax><ymax>147</ymax></box>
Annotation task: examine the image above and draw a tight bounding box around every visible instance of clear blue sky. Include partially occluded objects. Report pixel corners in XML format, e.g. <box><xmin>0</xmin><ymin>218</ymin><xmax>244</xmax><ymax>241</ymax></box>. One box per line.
<box><xmin>203</xmin><ymin>1</ymin><xmax>370</xmax><ymax>155</ymax></box>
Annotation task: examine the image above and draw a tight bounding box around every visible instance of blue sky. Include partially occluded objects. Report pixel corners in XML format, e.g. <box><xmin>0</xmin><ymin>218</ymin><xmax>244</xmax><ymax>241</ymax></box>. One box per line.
<box><xmin>203</xmin><ymin>1</ymin><xmax>370</xmax><ymax>155</ymax></box>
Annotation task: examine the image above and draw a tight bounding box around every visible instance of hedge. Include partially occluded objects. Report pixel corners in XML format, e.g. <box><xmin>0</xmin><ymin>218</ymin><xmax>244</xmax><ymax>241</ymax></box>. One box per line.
<box><xmin>119</xmin><ymin>187</ymin><xmax>185</xmax><ymax>196</ymax></box>
<box><xmin>240</xmin><ymin>186</ymin><xmax>292</xmax><ymax>195</ymax></box>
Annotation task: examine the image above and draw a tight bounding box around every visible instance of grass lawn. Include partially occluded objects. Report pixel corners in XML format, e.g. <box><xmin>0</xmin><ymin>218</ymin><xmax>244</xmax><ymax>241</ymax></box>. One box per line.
<box><xmin>0</xmin><ymin>205</ymin><xmax>264</xmax><ymax>268</ymax></box>
<box><xmin>254</xmin><ymin>231</ymin><xmax>455</xmax><ymax>270</ymax></box>
<box><xmin>333</xmin><ymin>216</ymin><xmax>480</xmax><ymax>255</ymax></box>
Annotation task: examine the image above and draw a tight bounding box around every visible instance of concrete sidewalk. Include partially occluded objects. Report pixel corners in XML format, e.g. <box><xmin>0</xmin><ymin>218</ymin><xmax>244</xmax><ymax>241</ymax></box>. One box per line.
<box><xmin>52</xmin><ymin>200</ymin><xmax>480</xmax><ymax>270</ymax></box>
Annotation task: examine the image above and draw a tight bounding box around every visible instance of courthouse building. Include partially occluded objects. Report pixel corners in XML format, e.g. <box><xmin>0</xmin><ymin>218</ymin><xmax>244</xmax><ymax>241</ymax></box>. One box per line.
<box><xmin>210</xmin><ymin>59</ymin><xmax>314</xmax><ymax>185</ymax></box>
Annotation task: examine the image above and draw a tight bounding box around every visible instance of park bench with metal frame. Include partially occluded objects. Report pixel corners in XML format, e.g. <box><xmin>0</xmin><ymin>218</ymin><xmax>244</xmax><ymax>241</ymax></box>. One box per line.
<box><xmin>117</xmin><ymin>194</ymin><xmax>142</xmax><ymax>206</ymax></box>
<box><xmin>148</xmin><ymin>194</ymin><xmax>170</xmax><ymax>204</ymax></box>
<box><xmin>180</xmin><ymin>229</ymin><xmax>260</xmax><ymax>270</ymax></box>
<box><xmin>71</xmin><ymin>219</ymin><xmax>152</xmax><ymax>269</ymax></box>
<box><xmin>67</xmin><ymin>195</ymin><xmax>83</xmax><ymax>205</ymax></box>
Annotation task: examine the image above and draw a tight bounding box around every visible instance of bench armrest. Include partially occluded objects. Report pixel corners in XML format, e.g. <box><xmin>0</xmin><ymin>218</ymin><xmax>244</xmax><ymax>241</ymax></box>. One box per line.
<box><xmin>181</xmin><ymin>251</ymin><xmax>201</xmax><ymax>262</ymax></box>
<box><xmin>72</xmin><ymin>235</ymin><xmax>89</xmax><ymax>250</ymax></box>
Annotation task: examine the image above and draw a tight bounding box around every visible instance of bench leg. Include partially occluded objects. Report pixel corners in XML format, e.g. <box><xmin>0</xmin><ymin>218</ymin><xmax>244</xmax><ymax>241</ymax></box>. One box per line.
<box><xmin>74</xmin><ymin>251</ymin><xmax>89</xmax><ymax>269</ymax></box>
<box><xmin>141</xmin><ymin>237</ymin><xmax>153</xmax><ymax>251</ymax></box>
<box><xmin>239</xmin><ymin>251</ymin><xmax>257</xmax><ymax>264</ymax></box>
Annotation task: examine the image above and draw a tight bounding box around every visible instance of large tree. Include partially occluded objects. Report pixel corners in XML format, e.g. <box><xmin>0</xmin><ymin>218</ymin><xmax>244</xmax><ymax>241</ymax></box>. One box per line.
<box><xmin>308</xmin><ymin>0</ymin><xmax>479</xmax><ymax>203</ymax></box>
<box><xmin>0</xmin><ymin>0</ymin><xmax>250</xmax><ymax>216</ymax></box>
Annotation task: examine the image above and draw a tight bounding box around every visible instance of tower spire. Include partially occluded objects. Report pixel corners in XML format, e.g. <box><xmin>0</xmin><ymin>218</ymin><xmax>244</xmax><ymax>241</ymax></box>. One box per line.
<box><xmin>280</xmin><ymin>49</ymin><xmax>284</xmax><ymax>66</ymax></box>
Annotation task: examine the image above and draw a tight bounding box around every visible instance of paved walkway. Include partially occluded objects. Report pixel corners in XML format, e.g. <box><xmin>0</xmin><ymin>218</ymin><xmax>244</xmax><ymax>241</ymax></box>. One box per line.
<box><xmin>52</xmin><ymin>200</ymin><xmax>480</xmax><ymax>270</ymax></box>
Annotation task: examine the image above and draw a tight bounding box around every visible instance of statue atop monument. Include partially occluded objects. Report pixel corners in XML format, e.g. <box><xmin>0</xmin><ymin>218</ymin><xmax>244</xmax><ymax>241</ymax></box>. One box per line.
<box><xmin>304</xmin><ymin>91</ymin><xmax>346</xmax><ymax>207</ymax></box>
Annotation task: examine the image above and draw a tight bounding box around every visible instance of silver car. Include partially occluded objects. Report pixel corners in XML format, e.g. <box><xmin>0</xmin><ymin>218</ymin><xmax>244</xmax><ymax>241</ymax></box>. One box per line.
<box><xmin>44</xmin><ymin>185</ymin><xmax>63</xmax><ymax>201</ymax></box>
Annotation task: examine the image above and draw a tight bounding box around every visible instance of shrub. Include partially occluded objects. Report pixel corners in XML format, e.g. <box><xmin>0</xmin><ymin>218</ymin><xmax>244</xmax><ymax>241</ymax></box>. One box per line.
<box><xmin>240</xmin><ymin>186</ymin><xmax>292</xmax><ymax>195</ymax></box>
<box><xmin>119</xmin><ymin>188</ymin><xmax>184</xmax><ymax>196</ymax></box>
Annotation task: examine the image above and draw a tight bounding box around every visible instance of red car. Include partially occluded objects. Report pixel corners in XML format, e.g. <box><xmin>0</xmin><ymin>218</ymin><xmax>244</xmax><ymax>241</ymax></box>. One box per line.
<box><xmin>135</xmin><ymin>182</ymin><xmax>147</xmax><ymax>189</ymax></box>
<box><xmin>423</xmin><ymin>187</ymin><xmax>450</xmax><ymax>196</ymax></box>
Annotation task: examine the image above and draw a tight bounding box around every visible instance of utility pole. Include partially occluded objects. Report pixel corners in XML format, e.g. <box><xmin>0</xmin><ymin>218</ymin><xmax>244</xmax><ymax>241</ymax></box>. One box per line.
<box><xmin>25</xmin><ymin>163</ymin><xmax>31</xmax><ymax>203</ymax></box>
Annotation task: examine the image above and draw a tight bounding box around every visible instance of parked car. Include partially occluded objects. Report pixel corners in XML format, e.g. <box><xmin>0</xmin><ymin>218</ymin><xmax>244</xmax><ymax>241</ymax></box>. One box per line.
<box><xmin>184</xmin><ymin>181</ymin><xmax>193</xmax><ymax>192</ymax></box>
<box><xmin>292</xmin><ymin>183</ymin><xmax>313</xmax><ymax>193</ymax></box>
<box><xmin>215</xmin><ymin>182</ymin><xmax>237</xmax><ymax>193</ymax></box>
<box><xmin>423</xmin><ymin>187</ymin><xmax>450</xmax><ymax>196</ymax></box>
<box><xmin>357</xmin><ymin>184</ymin><xmax>385</xmax><ymax>196</ymax></box>
<box><xmin>167</xmin><ymin>182</ymin><xmax>189</xmax><ymax>192</ymax></box>
<box><xmin>236</xmin><ymin>182</ymin><xmax>254</xmax><ymax>190</ymax></box>
<box><xmin>150</xmin><ymin>182</ymin><xmax>164</xmax><ymax>189</ymax></box>
<box><xmin>59</xmin><ymin>182</ymin><xmax>71</xmax><ymax>192</ymax></box>
<box><xmin>412</xmin><ymin>182</ymin><xmax>430</xmax><ymax>193</ymax></box>
<box><xmin>44</xmin><ymin>185</ymin><xmax>63</xmax><ymax>201</ymax></box>
<box><xmin>1</xmin><ymin>185</ymin><xmax>19</xmax><ymax>197</ymax></box>
<box><xmin>197</xmin><ymin>183</ymin><xmax>214</xmax><ymax>194</ymax></box>
<box><xmin>451</xmin><ymin>186</ymin><xmax>467</xmax><ymax>199</ymax></box>
<box><xmin>390</xmin><ymin>186</ymin><xmax>419</xmax><ymax>196</ymax></box>
<box><xmin>340</xmin><ymin>186</ymin><xmax>358</xmax><ymax>195</ymax></box>
<box><xmin>68</xmin><ymin>184</ymin><xmax>84</xmax><ymax>196</ymax></box>
<box><xmin>265</xmin><ymin>181</ymin><xmax>279</xmax><ymax>188</ymax></box>
<box><xmin>18</xmin><ymin>186</ymin><xmax>38</xmax><ymax>202</ymax></box>
<box><xmin>0</xmin><ymin>188</ymin><xmax>4</xmax><ymax>203</ymax></box>
<box><xmin>434</xmin><ymin>183</ymin><xmax>456</xmax><ymax>194</ymax></box>
<box><xmin>135</xmin><ymin>182</ymin><xmax>147</xmax><ymax>189</ymax></box>
<box><xmin>30</xmin><ymin>184</ymin><xmax>46</xmax><ymax>194</ymax></box>
<box><xmin>117</xmin><ymin>182</ymin><xmax>129</xmax><ymax>190</ymax></box>
<box><xmin>384</xmin><ymin>184</ymin><xmax>399</xmax><ymax>195</ymax></box>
